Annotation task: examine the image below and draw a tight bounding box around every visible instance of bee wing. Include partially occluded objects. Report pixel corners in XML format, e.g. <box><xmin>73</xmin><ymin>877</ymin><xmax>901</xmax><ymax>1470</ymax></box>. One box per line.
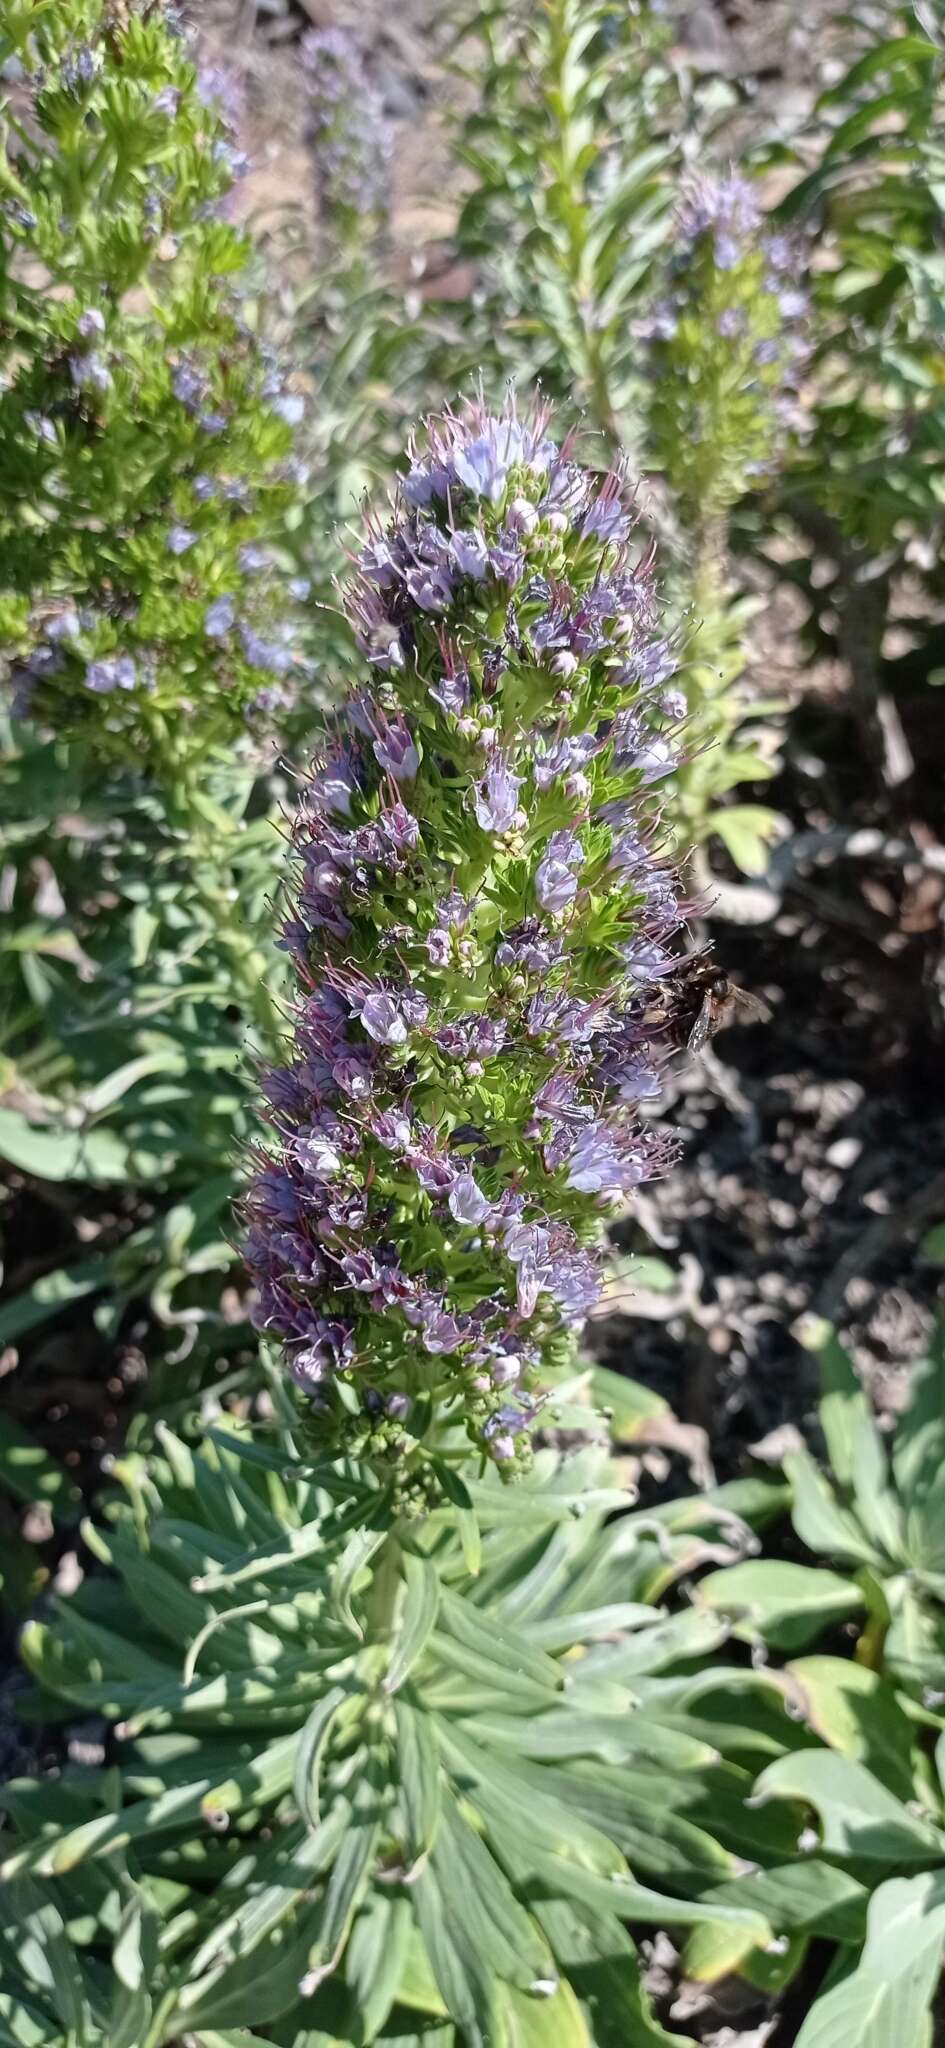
<box><xmin>732</xmin><ymin>988</ymin><xmax>773</xmax><ymax>1025</ymax></box>
<box><xmin>687</xmin><ymin>996</ymin><xmax>714</xmax><ymax>1052</ymax></box>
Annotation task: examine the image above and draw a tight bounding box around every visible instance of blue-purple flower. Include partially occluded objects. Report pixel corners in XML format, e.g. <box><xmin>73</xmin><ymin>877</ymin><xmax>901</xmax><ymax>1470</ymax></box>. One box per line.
<box><xmin>474</xmin><ymin>757</ymin><xmax>523</xmax><ymax>834</ymax></box>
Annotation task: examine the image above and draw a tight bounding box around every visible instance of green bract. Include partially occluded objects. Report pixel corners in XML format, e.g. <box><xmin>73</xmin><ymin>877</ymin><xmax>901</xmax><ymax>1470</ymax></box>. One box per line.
<box><xmin>0</xmin><ymin>0</ymin><xmax>306</xmax><ymax>766</ymax></box>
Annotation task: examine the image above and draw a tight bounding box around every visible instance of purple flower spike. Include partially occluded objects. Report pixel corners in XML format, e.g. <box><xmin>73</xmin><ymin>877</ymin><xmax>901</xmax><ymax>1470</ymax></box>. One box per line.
<box><xmin>243</xmin><ymin>393</ymin><xmax>703</xmax><ymax>1474</ymax></box>
<box><xmin>644</xmin><ymin>172</ymin><xmax>809</xmax><ymax>516</ymax></box>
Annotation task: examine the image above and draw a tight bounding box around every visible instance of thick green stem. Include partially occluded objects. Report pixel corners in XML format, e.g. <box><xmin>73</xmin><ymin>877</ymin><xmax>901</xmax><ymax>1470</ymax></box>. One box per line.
<box><xmin>366</xmin><ymin>1528</ymin><xmax>403</xmax><ymax>1646</ymax></box>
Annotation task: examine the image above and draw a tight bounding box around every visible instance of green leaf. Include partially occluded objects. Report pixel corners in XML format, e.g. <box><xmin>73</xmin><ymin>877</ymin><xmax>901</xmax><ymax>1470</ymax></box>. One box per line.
<box><xmin>395</xmin><ymin>1921</ymin><xmax>450</xmax><ymax>2018</ymax></box>
<box><xmin>431</xmin><ymin>1799</ymin><xmax>556</xmax><ymax>1992</ymax></box>
<box><xmin>181</xmin><ymin>1810</ymin><xmax>350</xmax><ymax>1997</ymax></box>
<box><xmin>817</xmin><ymin>32</ymin><xmax>938</xmax><ymax>103</ymax></box>
<box><xmin>695</xmin><ymin>1560</ymin><xmax>864</xmax><ymax>1653</ymax></box>
<box><xmin>585</xmin><ymin>1607</ymin><xmax>731</xmax><ymax>1678</ymax></box>
<box><xmin>680</xmin><ymin>1916</ymin><xmax>763</xmax><ymax>1983</ymax></box>
<box><xmin>498</xmin><ymin>1980</ymin><xmax>590</xmax><ymax>2046</ymax></box>
<box><xmin>330</xmin><ymin>1526</ymin><xmax>387</xmax><ymax>1639</ymax></box>
<box><xmin>109</xmin><ymin>1877</ymin><xmax>160</xmax><ymax>2048</ymax></box>
<box><xmin>909</xmin><ymin>1465</ymin><xmax>945</xmax><ymax>1575</ymax></box>
<box><xmin>0</xmin><ymin>1987</ymin><xmax>58</xmax><ymax>2048</ymax></box>
<box><xmin>793</xmin><ymin>1871</ymin><xmax>945</xmax><ymax>2048</ymax></box>
<box><xmin>394</xmin><ymin>1697</ymin><xmax>442</xmax><ymax>1864</ymax></box>
<box><xmin>884</xmin><ymin>1585</ymin><xmax>945</xmax><ymax>1692</ymax></box>
<box><xmin>385</xmin><ymin>1555</ymin><xmax>440</xmax><ymax>1695</ymax></box>
<box><xmin>697</xmin><ymin>1859</ymin><xmax>867</xmax><ymax>1944</ymax></box>
<box><xmin>4</xmin><ymin>1874</ymin><xmax>92</xmax><ymax>2038</ymax></box>
<box><xmin>441</xmin><ymin>1725</ymin><xmax>626</xmax><ymax>1881</ymax></box>
<box><xmin>0</xmin><ymin>1419</ymin><xmax>81</xmax><ymax>1516</ymax></box>
<box><xmin>456</xmin><ymin>1508</ymin><xmax>481</xmax><ymax>1579</ymax></box>
<box><xmin>435</xmin><ymin>1585</ymin><xmax>563</xmax><ymax>1694</ymax></box>
<box><xmin>79</xmin><ymin>1049</ymin><xmax>184</xmax><ymax>1115</ymax></box>
<box><xmin>174</xmin><ymin>1898</ymin><xmax>330</xmax><ymax>2031</ymax></box>
<box><xmin>412</xmin><ymin>1860</ymin><xmax>496</xmax><ymax>2048</ymax></box>
<box><xmin>301</xmin><ymin>1779</ymin><xmax>382</xmax><ymax>1991</ymax></box>
<box><xmin>112</xmin><ymin>1885</ymin><xmax>152</xmax><ymax>1994</ymax></box>
<box><xmin>293</xmin><ymin>1686</ymin><xmax>351</xmax><ymax>1830</ymax></box>
<box><xmin>536</xmin><ymin>1898</ymin><xmax>688</xmax><ymax>2046</ymax></box>
<box><xmin>0</xmin><ymin>1262</ymin><xmax>103</xmax><ymax>1348</ymax></box>
<box><xmin>783</xmin><ymin>1656</ymin><xmax>918</xmax><ymax>1801</ymax></box>
<box><xmin>464</xmin><ymin>1707</ymin><xmax>714</xmax><ymax>1772</ymax></box>
<box><xmin>345</xmin><ymin>1894</ymin><xmax>413</xmax><ymax>2040</ymax></box>
<box><xmin>188</xmin><ymin>1501</ymin><xmax>357</xmax><ymax>1593</ymax></box>
<box><xmin>893</xmin><ymin>1326</ymin><xmax>945</xmax><ymax>1507</ymax></box>
<box><xmin>531</xmin><ymin>1854</ymin><xmax>770</xmax><ymax>1945</ymax></box>
<box><xmin>785</xmin><ymin>1447</ymin><xmax>882</xmax><ymax>1569</ymax></box>
<box><xmin>707</xmin><ymin>804</ymin><xmax>782</xmax><ymax>876</ymax></box>
<box><xmin>0</xmin><ymin>1107</ymin><xmax>165</xmax><ymax>1184</ymax></box>
<box><xmin>1</xmin><ymin>1733</ymin><xmax>299</xmax><ymax>1878</ymax></box>
<box><xmin>807</xmin><ymin>1321</ymin><xmax>885</xmax><ymax>1498</ymax></box>
<box><xmin>587</xmin><ymin>1366</ymin><xmax>668</xmax><ymax>1439</ymax></box>
<box><xmin>752</xmin><ymin>1750</ymin><xmax>945</xmax><ymax>1864</ymax></box>
<box><xmin>519</xmin><ymin>1603</ymin><xmax>659</xmax><ymax>1654</ymax></box>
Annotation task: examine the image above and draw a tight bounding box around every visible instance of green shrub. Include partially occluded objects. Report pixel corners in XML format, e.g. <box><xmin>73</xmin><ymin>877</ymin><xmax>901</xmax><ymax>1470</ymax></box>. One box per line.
<box><xmin>0</xmin><ymin>0</ymin><xmax>306</xmax><ymax>769</ymax></box>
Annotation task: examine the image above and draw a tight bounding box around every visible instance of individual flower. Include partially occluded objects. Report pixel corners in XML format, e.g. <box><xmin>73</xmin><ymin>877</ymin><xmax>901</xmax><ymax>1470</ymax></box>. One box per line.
<box><xmin>474</xmin><ymin>757</ymin><xmax>523</xmax><ymax>834</ymax></box>
<box><xmin>244</xmin><ymin>396</ymin><xmax>700</xmax><ymax>1484</ymax></box>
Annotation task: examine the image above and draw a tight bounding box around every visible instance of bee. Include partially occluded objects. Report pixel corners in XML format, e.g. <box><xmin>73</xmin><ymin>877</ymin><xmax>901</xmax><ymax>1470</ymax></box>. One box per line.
<box><xmin>646</xmin><ymin>957</ymin><xmax>772</xmax><ymax>1054</ymax></box>
<box><xmin>674</xmin><ymin>960</ymin><xmax>772</xmax><ymax>1053</ymax></box>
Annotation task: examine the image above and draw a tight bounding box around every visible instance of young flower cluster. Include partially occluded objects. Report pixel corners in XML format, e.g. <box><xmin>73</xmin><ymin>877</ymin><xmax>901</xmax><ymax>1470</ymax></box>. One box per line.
<box><xmin>245</xmin><ymin>396</ymin><xmax>696</xmax><ymax>1484</ymax></box>
<box><xmin>0</xmin><ymin>0</ymin><xmax>307</xmax><ymax>764</ymax></box>
<box><xmin>301</xmin><ymin>27</ymin><xmax>391</xmax><ymax>238</ymax></box>
<box><xmin>643</xmin><ymin>170</ymin><xmax>810</xmax><ymax>538</ymax></box>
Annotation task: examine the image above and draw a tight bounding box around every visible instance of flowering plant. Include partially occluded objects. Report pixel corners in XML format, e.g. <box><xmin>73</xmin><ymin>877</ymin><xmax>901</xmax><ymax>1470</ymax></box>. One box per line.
<box><xmin>301</xmin><ymin>26</ymin><xmax>391</xmax><ymax>246</ymax></box>
<box><xmin>0</xmin><ymin>0</ymin><xmax>306</xmax><ymax>767</ymax></box>
<box><xmin>645</xmin><ymin>171</ymin><xmax>810</xmax><ymax>554</ymax></box>
<box><xmin>416</xmin><ymin>8</ymin><xmax>808</xmax><ymax>875</ymax></box>
<box><xmin>245</xmin><ymin>395</ymin><xmax>694</xmax><ymax>1487</ymax></box>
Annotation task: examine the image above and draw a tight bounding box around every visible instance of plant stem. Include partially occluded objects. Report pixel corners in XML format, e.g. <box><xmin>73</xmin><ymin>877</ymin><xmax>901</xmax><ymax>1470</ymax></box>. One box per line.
<box><xmin>142</xmin><ymin>1987</ymin><xmax>179</xmax><ymax>2048</ymax></box>
<box><xmin>366</xmin><ymin>1527</ymin><xmax>402</xmax><ymax>1644</ymax></box>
